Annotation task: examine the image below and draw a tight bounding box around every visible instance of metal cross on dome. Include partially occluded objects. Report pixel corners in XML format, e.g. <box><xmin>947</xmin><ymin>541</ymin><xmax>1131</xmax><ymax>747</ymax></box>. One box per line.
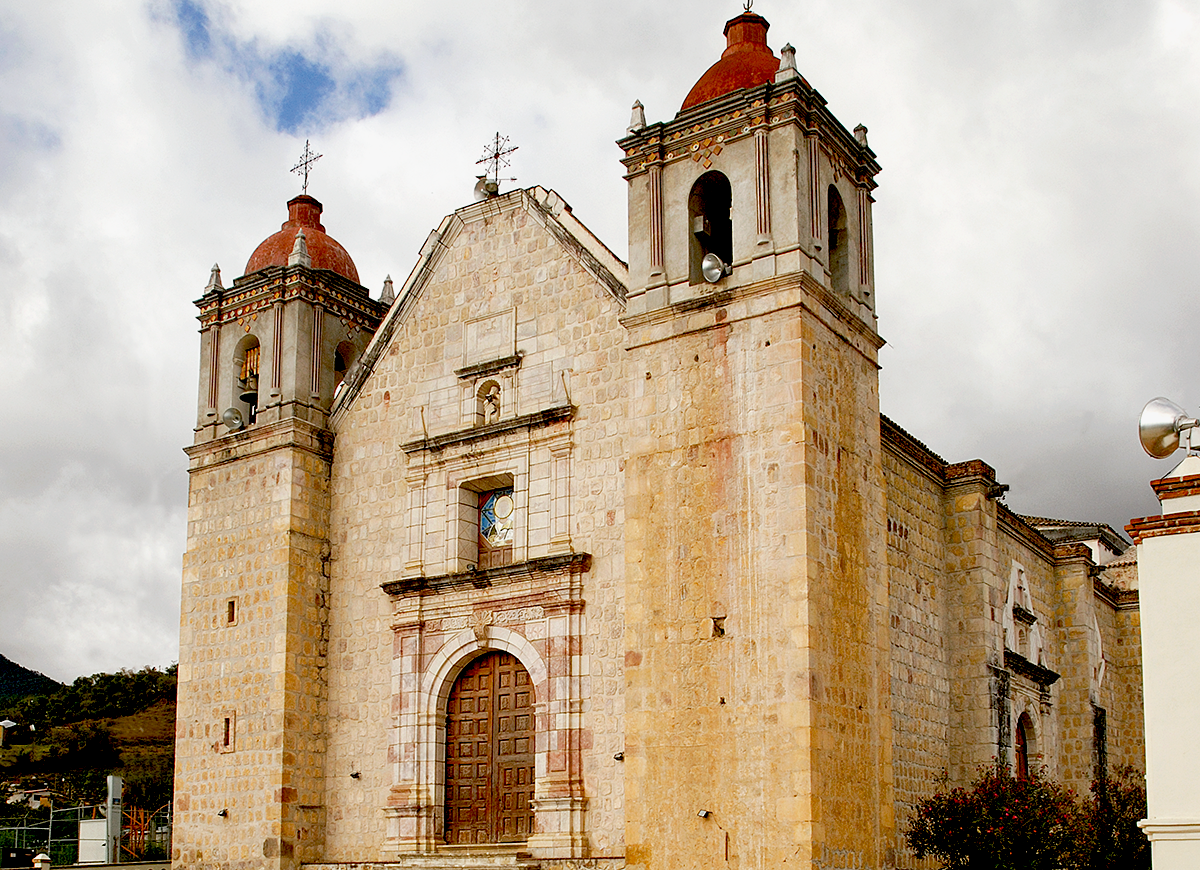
<box><xmin>291</xmin><ymin>140</ymin><xmax>323</xmax><ymax>194</ymax></box>
<box><xmin>476</xmin><ymin>132</ymin><xmax>518</xmax><ymax>187</ymax></box>
<box><xmin>743</xmin><ymin>0</ymin><xmax>753</xmax><ymax>11</ymax></box>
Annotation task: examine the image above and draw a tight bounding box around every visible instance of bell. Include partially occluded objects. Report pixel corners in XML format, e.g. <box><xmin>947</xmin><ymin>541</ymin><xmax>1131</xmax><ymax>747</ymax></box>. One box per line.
<box><xmin>239</xmin><ymin>374</ymin><xmax>259</xmax><ymax>406</ymax></box>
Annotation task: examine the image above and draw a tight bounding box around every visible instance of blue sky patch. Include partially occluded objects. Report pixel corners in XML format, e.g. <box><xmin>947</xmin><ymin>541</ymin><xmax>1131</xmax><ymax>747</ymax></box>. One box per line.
<box><xmin>174</xmin><ymin>0</ymin><xmax>211</xmax><ymax>59</ymax></box>
<box><xmin>168</xmin><ymin>0</ymin><xmax>404</xmax><ymax>134</ymax></box>
<box><xmin>262</xmin><ymin>51</ymin><xmax>336</xmax><ymax>134</ymax></box>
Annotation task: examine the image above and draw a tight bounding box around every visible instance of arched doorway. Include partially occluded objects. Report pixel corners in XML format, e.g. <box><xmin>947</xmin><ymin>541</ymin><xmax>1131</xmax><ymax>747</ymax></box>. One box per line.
<box><xmin>445</xmin><ymin>651</ymin><xmax>535</xmax><ymax>844</ymax></box>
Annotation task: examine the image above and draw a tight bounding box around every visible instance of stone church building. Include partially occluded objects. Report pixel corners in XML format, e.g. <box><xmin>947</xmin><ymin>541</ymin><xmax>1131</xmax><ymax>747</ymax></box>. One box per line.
<box><xmin>172</xmin><ymin>9</ymin><xmax>1144</xmax><ymax>870</ymax></box>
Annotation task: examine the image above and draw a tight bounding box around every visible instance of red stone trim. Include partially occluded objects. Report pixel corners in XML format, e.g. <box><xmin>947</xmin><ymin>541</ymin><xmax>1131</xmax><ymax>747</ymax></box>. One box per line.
<box><xmin>1150</xmin><ymin>473</ymin><xmax>1200</xmax><ymax>500</ymax></box>
<box><xmin>1093</xmin><ymin>577</ymin><xmax>1139</xmax><ymax>611</ymax></box>
<box><xmin>1126</xmin><ymin>509</ymin><xmax>1200</xmax><ymax>543</ymax></box>
<box><xmin>946</xmin><ymin>458</ymin><xmax>997</xmax><ymax>484</ymax></box>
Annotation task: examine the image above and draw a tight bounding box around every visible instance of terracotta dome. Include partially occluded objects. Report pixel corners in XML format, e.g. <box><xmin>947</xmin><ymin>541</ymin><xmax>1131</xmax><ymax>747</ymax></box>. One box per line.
<box><xmin>681</xmin><ymin>12</ymin><xmax>780</xmax><ymax>112</ymax></box>
<box><xmin>244</xmin><ymin>195</ymin><xmax>360</xmax><ymax>284</ymax></box>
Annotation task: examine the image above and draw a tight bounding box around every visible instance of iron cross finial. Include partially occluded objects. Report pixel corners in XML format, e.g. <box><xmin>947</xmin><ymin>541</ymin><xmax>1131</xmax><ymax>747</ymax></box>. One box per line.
<box><xmin>743</xmin><ymin>0</ymin><xmax>753</xmax><ymax>11</ymax></box>
<box><xmin>476</xmin><ymin>132</ymin><xmax>518</xmax><ymax>187</ymax></box>
<box><xmin>291</xmin><ymin>140</ymin><xmax>323</xmax><ymax>195</ymax></box>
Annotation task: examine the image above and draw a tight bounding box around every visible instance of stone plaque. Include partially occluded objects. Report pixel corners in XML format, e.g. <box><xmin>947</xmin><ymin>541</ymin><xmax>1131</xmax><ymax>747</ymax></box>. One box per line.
<box><xmin>464</xmin><ymin>309</ymin><xmax>516</xmax><ymax>367</ymax></box>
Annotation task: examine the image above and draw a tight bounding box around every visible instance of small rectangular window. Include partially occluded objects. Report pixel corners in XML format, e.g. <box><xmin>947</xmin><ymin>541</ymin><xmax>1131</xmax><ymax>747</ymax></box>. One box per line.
<box><xmin>225</xmin><ymin>599</ymin><xmax>237</xmax><ymax>625</ymax></box>
<box><xmin>218</xmin><ymin>711</ymin><xmax>236</xmax><ymax>753</ymax></box>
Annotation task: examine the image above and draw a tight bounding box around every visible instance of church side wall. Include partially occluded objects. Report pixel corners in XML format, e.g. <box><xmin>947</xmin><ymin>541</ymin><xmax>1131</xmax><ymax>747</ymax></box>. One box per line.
<box><xmin>995</xmin><ymin>525</ymin><xmax>1061</xmax><ymax>778</ymax></box>
<box><xmin>1105</xmin><ymin>601</ymin><xmax>1145</xmax><ymax>775</ymax></box>
<box><xmin>882</xmin><ymin>439</ymin><xmax>949</xmax><ymax>869</ymax></box>
<box><xmin>320</xmin><ymin>199</ymin><xmax>628</xmax><ymax>860</ymax></box>
<box><xmin>1095</xmin><ymin>592</ymin><xmax>1145</xmax><ymax>776</ymax></box>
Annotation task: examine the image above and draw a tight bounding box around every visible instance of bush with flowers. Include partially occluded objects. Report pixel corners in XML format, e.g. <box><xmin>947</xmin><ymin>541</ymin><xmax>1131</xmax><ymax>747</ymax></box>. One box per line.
<box><xmin>905</xmin><ymin>764</ymin><xmax>1149</xmax><ymax>870</ymax></box>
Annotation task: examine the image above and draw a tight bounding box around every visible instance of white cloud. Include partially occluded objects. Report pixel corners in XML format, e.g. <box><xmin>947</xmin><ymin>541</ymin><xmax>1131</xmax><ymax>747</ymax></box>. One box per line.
<box><xmin>0</xmin><ymin>0</ymin><xmax>1196</xmax><ymax>678</ymax></box>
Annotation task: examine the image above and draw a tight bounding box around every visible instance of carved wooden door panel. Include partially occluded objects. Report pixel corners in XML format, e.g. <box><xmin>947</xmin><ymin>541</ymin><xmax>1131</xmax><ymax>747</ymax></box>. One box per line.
<box><xmin>445</xmin><ymin>652</ymin><xmax>536</xmax><ymax>843</ymax></box>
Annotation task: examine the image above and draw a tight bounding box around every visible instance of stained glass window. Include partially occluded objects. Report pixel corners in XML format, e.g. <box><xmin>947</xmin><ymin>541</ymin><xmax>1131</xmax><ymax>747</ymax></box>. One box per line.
<box><xmin>479</xmin><ymin>488</ymin><xmax>515</xmax><ymax>567</ymax></box>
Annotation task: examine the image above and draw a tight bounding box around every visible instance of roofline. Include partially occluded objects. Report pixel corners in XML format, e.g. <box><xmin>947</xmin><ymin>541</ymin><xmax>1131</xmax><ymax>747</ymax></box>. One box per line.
<box><xmin>329</xmin><ymin>187</ymin><xmax>628</xmax><ymax>427</ymax></box>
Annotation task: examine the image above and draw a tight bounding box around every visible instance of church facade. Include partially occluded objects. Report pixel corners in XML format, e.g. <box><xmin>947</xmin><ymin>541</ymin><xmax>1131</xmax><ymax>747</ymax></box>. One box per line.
<box><xmin>172</xmin><ymin>10</ymin><xmax>1142</xmax><ymax>870</ymax></box>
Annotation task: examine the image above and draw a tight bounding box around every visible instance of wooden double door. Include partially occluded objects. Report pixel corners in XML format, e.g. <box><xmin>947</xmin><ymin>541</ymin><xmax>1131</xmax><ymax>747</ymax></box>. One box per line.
<box><xmin>445</xmin><ymin>652</ymin><xmax>536</xmax><ymax>843</ymax></box>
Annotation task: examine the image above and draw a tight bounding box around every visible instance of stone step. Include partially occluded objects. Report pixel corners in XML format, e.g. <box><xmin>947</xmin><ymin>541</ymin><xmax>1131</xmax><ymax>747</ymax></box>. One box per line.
<box><xmin>304</xmin><ymin>849</ymin><xmax>542</xmax><ymax>870</ymax></box>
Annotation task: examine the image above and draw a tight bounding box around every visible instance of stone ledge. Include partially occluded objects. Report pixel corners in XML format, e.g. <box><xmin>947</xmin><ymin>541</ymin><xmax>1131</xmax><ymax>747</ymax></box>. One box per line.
<box><xmin>383</xmin><ymin>553</ymin><xmax>591</xmax><ymax>597</ymax></box>
<box><xmin>454</xmin><ymin>353</ymin><xmax>524</xmax><ymax>380</ymax></box>
<box><xmin>401</xmin><ymin>405</ymin><xmax>574</xmax><ymax>455</ymax></box>
<box><xmin>1004</xmin><ymin>649</ymin><xmax>1061</xmax><ymax>688</ymax></box>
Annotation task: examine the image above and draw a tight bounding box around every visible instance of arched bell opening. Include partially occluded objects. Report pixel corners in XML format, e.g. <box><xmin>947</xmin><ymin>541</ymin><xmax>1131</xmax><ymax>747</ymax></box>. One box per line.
<box><xmin>233</xmin><ymin>334</ymin><xmax>261</xmax><ymax>425</ymax></box>
<box><xmin>828</xmin><ymin>184</ymin><xmax>850</xmax><ymax>298</ymax></box>
<box><xmin>688</xmin><ymin>171</ymin><xmax>733</xmax><ymax>284</ymax></box>
<box><xmin>333</xmin><ymin>340</ymin><xmax>356</xmax><ymax>400</ymax></box>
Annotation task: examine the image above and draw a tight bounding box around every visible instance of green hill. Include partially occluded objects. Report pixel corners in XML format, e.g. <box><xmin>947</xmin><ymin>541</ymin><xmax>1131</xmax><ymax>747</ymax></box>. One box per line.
<box><xmin>0</xmin><ymin>665</ymin><xmax>176</xmax><ymax>810</ymax></box>
<box><xmin>0</xmin><ymin>655</ymin><xmax>61</xmax><ymax>705</ymax></box>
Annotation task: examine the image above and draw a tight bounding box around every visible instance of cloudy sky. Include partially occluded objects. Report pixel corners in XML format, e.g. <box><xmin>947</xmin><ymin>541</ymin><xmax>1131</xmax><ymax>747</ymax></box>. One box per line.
<box><xmin>1</xmin><ymin>0</ymin><xmax>1197</xmax><ymax>682</ymax></box>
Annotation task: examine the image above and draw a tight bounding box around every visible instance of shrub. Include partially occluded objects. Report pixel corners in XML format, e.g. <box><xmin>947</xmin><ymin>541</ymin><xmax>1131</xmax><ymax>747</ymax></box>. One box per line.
<box><xmin>905</xmin><ymin>765</ymin><xmax>1083</xmax><ymax>870</ymax></box>
<box><xmin>1075</xmin><ymin>766</ymin><xmax>1150</xmax><ymax>870</ymax></box>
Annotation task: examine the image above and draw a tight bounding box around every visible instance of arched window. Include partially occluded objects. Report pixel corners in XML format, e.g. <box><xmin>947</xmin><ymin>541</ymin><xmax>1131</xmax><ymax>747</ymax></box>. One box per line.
<box><xmin>1015</xmin><ymin>712</ymin><xmax>1033</xmax><ymax>779</ymax></box>
<box><xmin>445</xmin><ymin>651</ymin><xmax>535</xmax><ymax>844</ymax></box>
<box><xmin>234</xmin><ymin>334</ymin><xmax>261</xmax><ymax>424</ymax></box>
<box><xmin>828</xmin><ymin>185</ymin><xmax>850</xmax><ymax>297</ymax></box>
<box><xmin>688</xmin><ymin>171</ymin><xmax>733</xmax><ymax>284</ymax></box>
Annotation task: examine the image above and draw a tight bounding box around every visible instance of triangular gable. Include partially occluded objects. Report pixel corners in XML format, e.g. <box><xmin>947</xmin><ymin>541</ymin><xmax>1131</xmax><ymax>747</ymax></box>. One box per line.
<box><xmin>331</xmin><ymin>187</ymin><xmax>628</xmax><ymax>422</ymax></box>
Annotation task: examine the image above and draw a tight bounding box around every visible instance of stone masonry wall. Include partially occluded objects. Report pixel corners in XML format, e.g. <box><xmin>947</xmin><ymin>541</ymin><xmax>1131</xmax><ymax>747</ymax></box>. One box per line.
<box><xmin>881</xmin><ymin>434</ymin><xmax>949</xmax><ymax>869</ymax></box>
<box><xmin>622</xmin><ymin>271</ymin><xmax>890</xmax><ymax>870</ymax></box>
<box><xmin>175</xmin><ymin>419</ymin><xmax>332</xmax><ymax>870</ymax></box>
<box><xmin>321</xmin><ymin>193</ymin><xmax>628</xmax><ymax>859</ymax></box>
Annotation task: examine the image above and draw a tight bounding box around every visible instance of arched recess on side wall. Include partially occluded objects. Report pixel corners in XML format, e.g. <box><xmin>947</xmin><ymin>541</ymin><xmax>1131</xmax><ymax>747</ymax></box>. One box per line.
<box><xmin>1015</xmin><ymin>711</ymin><xmax>1038</xmax><ymax>779</ymax></box>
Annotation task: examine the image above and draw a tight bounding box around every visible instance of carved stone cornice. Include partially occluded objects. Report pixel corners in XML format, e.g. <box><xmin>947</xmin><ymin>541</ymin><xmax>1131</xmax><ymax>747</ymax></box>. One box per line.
<box><xmin>195</xmin><ymin>264</ymin><xmax>386</xmax><ymax>332</ymax></box>
<box><xmin>454</xmin><ymin>353</ymin><xmax>523</xmax><ymax>381</ymax></box>
<box><xmin>1004</xmin><ymin>649</ymin><xmax>1061</xmax><ymax>689</ymax></box>
<box><xmin>618</xmin><ymin>77</ymin><xmax>879</xmax><ymax>189</ymax></box>
<box><xmin>184</xmin><ymin>416</ymin><xmax>334</xmax><ymax>471</ymax></box>
<box><xmin>382</xmin><ymin>552</ymin><xmax>591</xmax><ymax>597</ymax></box>
<box><xmin>400</xmin><ymin>404</ymin><xmax>574</xmax><ymax>455</ymax></box>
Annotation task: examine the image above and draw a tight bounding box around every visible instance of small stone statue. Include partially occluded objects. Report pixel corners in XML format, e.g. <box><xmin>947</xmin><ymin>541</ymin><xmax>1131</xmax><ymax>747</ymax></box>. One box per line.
<box><xmin>484</xmin><ymin>384</ymin><xmax>501</xmax><ymax>423</ymax></box>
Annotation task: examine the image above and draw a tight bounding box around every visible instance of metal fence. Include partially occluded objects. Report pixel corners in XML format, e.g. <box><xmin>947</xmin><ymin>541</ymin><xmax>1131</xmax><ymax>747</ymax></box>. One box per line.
<box><xmin>0</xmin><ymin>803</ymin><xmax>170</xmax><ymax>865</ymax></box>
<box><xmin>119</xmin><ymin>805</ymin><xmax>171</xmax><ymax>862</ymax></box>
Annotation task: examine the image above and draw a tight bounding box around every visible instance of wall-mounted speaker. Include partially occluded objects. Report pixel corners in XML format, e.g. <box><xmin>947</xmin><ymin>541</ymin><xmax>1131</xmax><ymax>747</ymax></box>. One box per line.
<box><xmin>222</xmin><ymin>408</ymin><xmax>245</xmax><ymax>432</ymax></box>
<box><xmin>1139</xmin><ymin>397</ymin><xmax>1199</xmax><ymax>459</ymax></box>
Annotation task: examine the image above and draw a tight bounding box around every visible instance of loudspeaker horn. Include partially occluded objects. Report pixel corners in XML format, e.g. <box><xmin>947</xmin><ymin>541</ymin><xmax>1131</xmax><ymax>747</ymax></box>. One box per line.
<box><xmin>1139</xmin><ymin>397</ymin><xmax>1199</xmax><ymax>459</ymax></box>
<box><xmin>222</xmin><ymin>407</ymin><xmax>245</xmax><ymax>432</ymax></box>
<box><xmin>701</xmin><ymin>253</ymin><xmax>731</xmax><ymax>284</ymax></box>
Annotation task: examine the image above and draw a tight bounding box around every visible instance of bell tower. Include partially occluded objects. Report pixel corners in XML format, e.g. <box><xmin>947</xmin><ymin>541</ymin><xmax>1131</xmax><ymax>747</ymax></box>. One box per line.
<box><xmin>174</xmin><ymin>194</ymin><xmax>387</xmax><ymax>870</ymax></box>
<box><xmin>619</xmin><ymin>10</ymin><xmax>893</xmax><ymax>870</ymax></box>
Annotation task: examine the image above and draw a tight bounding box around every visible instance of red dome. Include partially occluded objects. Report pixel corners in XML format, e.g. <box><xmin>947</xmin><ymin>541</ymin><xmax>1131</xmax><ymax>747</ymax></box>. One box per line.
<box><xmin>244</xmin><ymin>195</ymin><xmax>360</xmax><ymax>284</ymax></box>
<box><xmin>681</xmin><ymin>12</ymin><xmax>780</xmax><ymax>112</ymax></box>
